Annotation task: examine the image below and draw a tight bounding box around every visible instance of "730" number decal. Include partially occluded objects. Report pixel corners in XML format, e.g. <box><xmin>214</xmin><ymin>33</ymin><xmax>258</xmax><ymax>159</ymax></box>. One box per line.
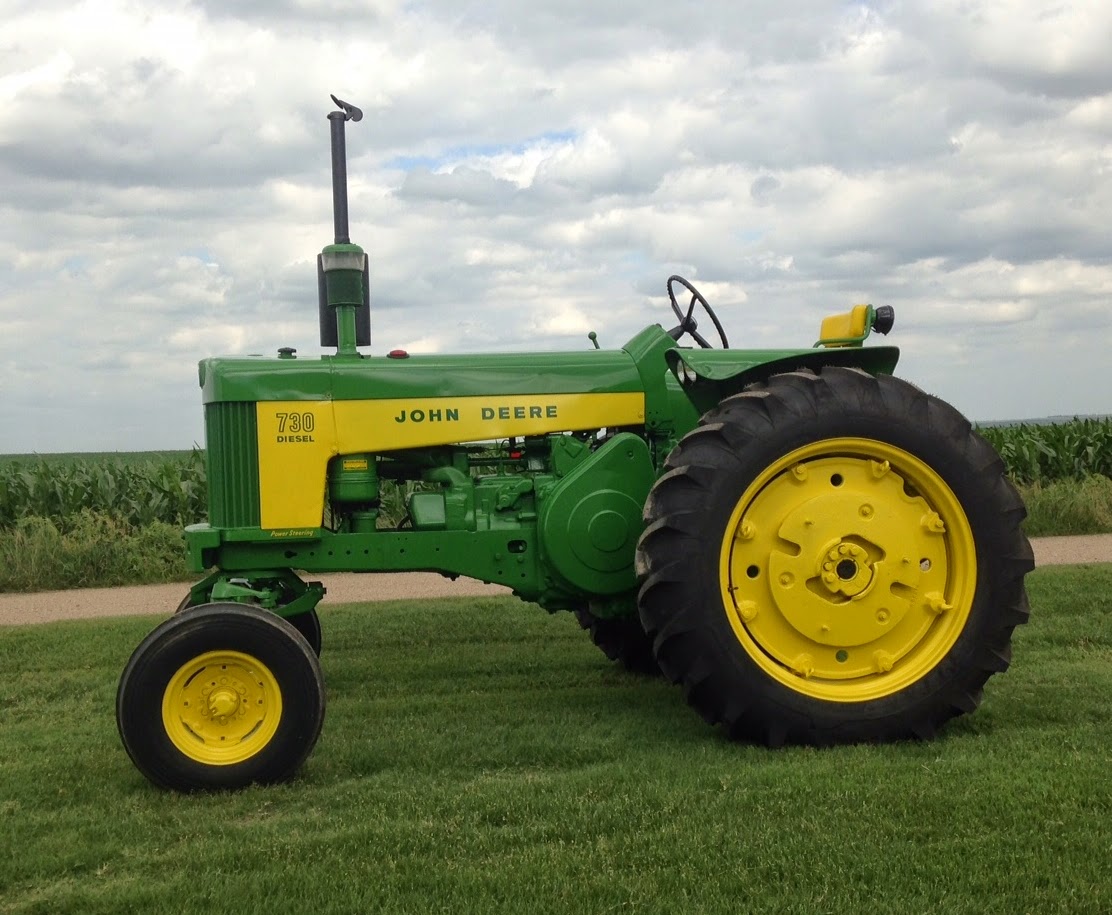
<box><xmin>276</xmin><ymin>412</ymin><xmax>316</xmax><ymax>434</ymax></box>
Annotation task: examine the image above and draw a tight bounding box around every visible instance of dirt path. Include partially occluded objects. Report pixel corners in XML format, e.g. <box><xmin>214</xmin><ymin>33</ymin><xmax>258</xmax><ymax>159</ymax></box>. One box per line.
<box><xmin>0</xmin><ymin>534</ymin><xmax>1108</xmax><ymax>626</ymax></box>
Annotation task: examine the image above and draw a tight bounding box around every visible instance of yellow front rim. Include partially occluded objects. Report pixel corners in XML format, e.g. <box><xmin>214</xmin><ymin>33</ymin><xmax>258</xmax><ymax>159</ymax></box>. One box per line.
<box><xmin>162</xmin><ymin>650</ymin><xmax>283</xmax><ymax>765</ymax></box>
<box><xmin>719</xmin><ymin>438</ymin><xmax>976</xmax><ymax>702</ymax></box>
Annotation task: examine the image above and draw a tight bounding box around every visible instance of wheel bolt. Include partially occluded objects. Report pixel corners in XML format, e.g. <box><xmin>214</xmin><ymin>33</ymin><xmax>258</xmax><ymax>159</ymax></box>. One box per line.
<box><xmin>791</xmin><ymin>654</ymin><xmax>815</xmax><ymax>677</ymax></box>
<box><xmin>921</xmin><ymin>512</ymin><xmax>946</xmax><ymax>533</ymax></box>
<box><xmin>736</xmin><ymin>600</ymin><xmax>758</xmax><ymax>622</ymax></box>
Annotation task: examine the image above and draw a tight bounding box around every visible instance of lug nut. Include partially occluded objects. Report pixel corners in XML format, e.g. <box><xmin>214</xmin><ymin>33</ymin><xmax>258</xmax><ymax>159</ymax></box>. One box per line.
<box><xmin>736</xmin><ymin>600</ymin><xmax>758</xmax><ymax>622</ymax></box>
<box><xmin>873</xmin><ymin>650</ymin><xmax>894</xmax><ymax>673</ymax></box>
<box><xmin>921</xmin><ymin>512</ymin><xmax>946</xmax><ymax>534</ymax></box>
<box><xmin>791</xmin><ymin>654</ymin><xmax>815</xmax><ymax>678</ymax></box>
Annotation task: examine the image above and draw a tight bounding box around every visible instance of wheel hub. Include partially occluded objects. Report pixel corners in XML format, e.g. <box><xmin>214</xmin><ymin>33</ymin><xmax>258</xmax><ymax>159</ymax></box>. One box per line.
<box><xmin>821</xmin><ymin>541</ymin><xmax>873</xmax><ymax>598</ymax></box>
<box><xmin>761</xmin><ymin>478</ymin><xmax>925</xmax><ymax>651</ymax></box>
<box><xmin>207</xmin><ymin>686</ymin><xmax>242</xmax><ymax>719</ymax></box>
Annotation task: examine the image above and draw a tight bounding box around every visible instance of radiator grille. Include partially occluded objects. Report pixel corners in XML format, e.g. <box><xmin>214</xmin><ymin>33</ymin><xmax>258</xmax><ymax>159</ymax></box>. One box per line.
<box><xmin>204</xmin><ymin>402</ymin><xmax>260</xmax><ymax>527</ymax></box>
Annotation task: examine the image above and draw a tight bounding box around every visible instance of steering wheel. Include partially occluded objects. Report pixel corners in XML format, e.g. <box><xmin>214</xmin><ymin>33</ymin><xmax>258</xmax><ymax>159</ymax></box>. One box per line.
<box><xmin>667</xmin><ymin>275</ymin><xmax>729</xmax><ymax>349</ymax></box>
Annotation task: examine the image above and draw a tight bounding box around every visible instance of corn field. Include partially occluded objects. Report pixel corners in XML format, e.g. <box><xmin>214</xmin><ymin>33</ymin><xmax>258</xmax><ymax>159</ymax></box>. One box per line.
<box><xmin>978</xmin><ymin>417</ymin><xmax>1112</xmax><ymax>485</ymax></box>
<box><xmin>0</xmin><ymin>452</ymin><xmax>207</xmax><ymax>531</ymax></box>
<box><xmin>0</xmin><ymin>417</ymin><xmax>1108</xmax><ymax>530</ymax></box>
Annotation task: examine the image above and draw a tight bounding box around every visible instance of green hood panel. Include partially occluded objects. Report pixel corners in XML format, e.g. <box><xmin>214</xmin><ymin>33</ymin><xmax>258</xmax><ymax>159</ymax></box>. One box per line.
<box><xmin>200</xmin><ymin>349</ymin><xmax>644</xmax><ymax>404</ymax></box>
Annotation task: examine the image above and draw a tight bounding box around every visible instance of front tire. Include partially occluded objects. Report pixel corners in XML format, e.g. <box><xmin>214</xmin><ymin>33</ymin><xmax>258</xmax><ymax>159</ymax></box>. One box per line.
<box><xmin>636</xmin><ymin>367</ymin><xmax>1032</xmax><ymax>746</ymax></box>
<box><xmin>287</xmin><ymin>609</ymin><xmax>323</xmax><ymax>656</ymax></box>
<box><xmin>176</xmin><ymin>595</ymin><xmax>323</xmax><ymax>656</ymax></box>
<box><xmin>117</xmin><ymin>603</ymin><xmax>326</xmax><ymax>791</ymax></box>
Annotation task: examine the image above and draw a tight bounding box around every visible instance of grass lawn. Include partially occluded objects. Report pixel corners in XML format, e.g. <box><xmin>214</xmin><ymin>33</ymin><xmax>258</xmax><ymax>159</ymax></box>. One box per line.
<box><xmin>1</xmin><ymin>566</ymin><xmax>1109</xmax><ymax>915</ymax></box>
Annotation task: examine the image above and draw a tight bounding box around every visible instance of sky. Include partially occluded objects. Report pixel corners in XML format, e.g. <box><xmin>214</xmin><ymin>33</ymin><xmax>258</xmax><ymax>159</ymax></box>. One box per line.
<box><xmin>2</xmin><ymin>0</ymin><xmax>1110</xmax><ymax>453</ymax></box>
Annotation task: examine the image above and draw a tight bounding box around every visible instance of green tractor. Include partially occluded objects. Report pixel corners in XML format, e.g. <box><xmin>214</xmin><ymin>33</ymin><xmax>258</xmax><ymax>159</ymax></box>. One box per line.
<box><xmin>117</xmin><ymin>97</ymin><xmax>1033</xmax><ymax>791</ymax></box>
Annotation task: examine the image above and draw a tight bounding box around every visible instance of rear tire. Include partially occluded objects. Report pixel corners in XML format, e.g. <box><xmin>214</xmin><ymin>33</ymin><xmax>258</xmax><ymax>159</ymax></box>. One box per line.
<box><xmin>117</xmin><ymin>603</ymin><xmax>326</xmax><ymax>791</ymax></box>
<box><xmin>636</xmin><ymin>367</ymin><xmax>1032</xmax><ymax>745</ymax></box>
<box><xmin>575</xmin><ymin>607</ymin><xmax>660</xmax><ymax>675</ymax></box>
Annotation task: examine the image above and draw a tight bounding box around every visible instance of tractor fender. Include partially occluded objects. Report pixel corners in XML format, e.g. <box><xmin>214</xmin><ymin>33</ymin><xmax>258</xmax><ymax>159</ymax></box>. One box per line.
<box><xmin>665</xmin><ymin>345</ymin><xmax>900</xmax><ymax>416</ymax></box>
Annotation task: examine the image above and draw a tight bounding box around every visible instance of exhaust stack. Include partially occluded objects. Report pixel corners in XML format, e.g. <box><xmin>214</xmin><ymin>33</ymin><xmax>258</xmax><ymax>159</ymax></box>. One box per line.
<box><xmin>318</xmin><ymin>94</ymin><xmax>371</xmax><ymax>353</ymax></box>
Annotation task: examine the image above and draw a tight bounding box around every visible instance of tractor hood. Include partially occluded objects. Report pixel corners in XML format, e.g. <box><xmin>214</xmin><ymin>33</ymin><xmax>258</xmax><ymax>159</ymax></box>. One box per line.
<box><xmin>199</xmin><ymin>347</ymin><xmax>643</xmax><ymax>404</ymax></box>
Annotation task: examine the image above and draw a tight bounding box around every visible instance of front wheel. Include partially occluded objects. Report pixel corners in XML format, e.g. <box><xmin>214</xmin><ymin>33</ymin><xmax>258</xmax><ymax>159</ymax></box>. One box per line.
<box><xmin>286</xmin><ymin>609</ymin><xmax>323</xmax><ymax>656</ymax></box>
<box><xmin>117</xmin><ymin>603</ymin><xmax>326</xmax><ymax>791</ymax></box>
<box><xmin>636</xmin><ymin>367</ymin><xmax>1033</xmax><ymax>746</ymax></box>
<box><xmin>176</xmin><ymin>593</ymin><xmax>323</xmax><ymax>656</ymax></box>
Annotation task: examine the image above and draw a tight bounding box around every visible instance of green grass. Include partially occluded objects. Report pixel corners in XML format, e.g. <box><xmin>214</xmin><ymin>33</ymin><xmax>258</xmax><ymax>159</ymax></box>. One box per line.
<box><xmin>1019</xmin><ymin>476</ymin><xmax>1112</xmax><ymax>537</ymax></box>
<box><xmin>0</xmin><ymin>513</ymin><xmax>192</xmax><ymax>592</ymax></box>
<box><xmin>1</xmin><ymin>566</ymin><xmax>1109</xmax><ymax>914</ymax></box>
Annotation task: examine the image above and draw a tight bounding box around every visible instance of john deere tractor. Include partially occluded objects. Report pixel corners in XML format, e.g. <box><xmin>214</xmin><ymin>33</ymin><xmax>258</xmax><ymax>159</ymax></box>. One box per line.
<box><xmin>117</xmin><ymin>97</ymin><xmax>1033</xmax><ymax>791</ymax></box>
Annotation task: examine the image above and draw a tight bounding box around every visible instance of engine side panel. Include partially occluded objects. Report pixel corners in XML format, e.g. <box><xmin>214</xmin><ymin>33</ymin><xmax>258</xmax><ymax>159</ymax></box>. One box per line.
<box><xmin>255</xmin><ymin>392</ymin><xmax>646</xmax><ymax>529</ymax></box>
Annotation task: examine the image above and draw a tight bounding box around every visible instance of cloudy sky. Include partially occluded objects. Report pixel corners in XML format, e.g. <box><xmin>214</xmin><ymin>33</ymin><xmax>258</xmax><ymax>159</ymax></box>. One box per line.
<box><xmin>2</xmin><ymin>0</ymin><xmax>1110</xmax><ymax>453</ymax></box>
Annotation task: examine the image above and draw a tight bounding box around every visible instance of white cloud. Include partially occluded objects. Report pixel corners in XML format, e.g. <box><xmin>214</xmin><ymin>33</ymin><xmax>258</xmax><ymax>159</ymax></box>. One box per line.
<box><xmin>1</xmin><ymin>0</ymin><xmax>1110</xmax><ymax>452</ymax></box>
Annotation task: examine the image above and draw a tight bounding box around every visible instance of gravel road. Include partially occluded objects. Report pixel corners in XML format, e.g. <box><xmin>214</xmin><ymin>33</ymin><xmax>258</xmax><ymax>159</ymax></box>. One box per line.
<box><xmin>0</xmin><ymin>534</ymin><xmax>1108</xmax><ymax>626</ymax></box>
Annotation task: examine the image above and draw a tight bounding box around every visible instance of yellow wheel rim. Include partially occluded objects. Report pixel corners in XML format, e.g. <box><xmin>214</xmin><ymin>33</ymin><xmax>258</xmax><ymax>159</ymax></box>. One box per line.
<box><xmin>162</xmin><ymin>650</ymin><xmax>283</xmax><ymax>765</ymax></box>
<box><xmin>719</xmin><ymin>437</ymin><xmax>976</xmax><ymax>702</ymax></box>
